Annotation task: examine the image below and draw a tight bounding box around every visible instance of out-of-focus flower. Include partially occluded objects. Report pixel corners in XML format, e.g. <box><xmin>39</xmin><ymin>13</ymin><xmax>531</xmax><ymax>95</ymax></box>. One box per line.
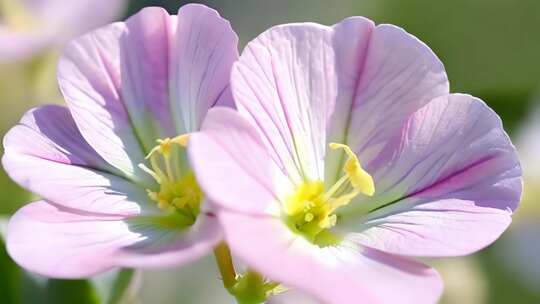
<box><xmin>435</xmin><ymin>257</ymin><xmax>488</xmax><ymax>304</ymax></box>
<box><xmin>3</xmin><ymin>4</ymin><xmax>238</xmax><ymax>278</ymax></box>
<box><xmin>189</xmin><ymin>18</ymin><xmax>522</xmax><ymax>303</ymax></box>
<box><xmin>498</xmin><ymin>221</ymin><xmax>540</xmax><ymax>295</ymax></box>
<box><xmin>495</xmin><ymin>100</ymin><xmax>540</xmax><ymax>295</ymax></box>
<box><xmin>513</xmin><ymin>102</ymin><xmax>540</xmax><ymax>220</ymax></box>
<box><xmin>0</xmin><ymin>0</ymin><xmax>127</xmax><ymax>61</ymax></box>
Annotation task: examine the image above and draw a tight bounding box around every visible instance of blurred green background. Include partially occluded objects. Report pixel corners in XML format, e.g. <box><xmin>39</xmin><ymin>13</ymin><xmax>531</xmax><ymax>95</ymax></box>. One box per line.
<box><xmin>1</xmin><ymin>0</ymin><xmax>539</xmax><ymax>303</ymax></box>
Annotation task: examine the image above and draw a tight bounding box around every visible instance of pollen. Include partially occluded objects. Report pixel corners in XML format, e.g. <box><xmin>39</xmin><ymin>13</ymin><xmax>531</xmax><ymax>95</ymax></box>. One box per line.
<box><xmin>284</xmin><ymin>142</ymin><xmax>375</xmax><ymax>245</ymax></box>
<box><xmin>139</xmin><ymin>134</ymin><xmax>202</xmax><ymax>225</ymax></box>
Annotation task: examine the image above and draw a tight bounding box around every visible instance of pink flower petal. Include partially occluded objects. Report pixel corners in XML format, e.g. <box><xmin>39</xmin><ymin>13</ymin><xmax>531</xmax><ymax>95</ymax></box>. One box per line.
<box><xmin>7</xmin><ymin>201</ymin><xmax>221</xmax><ymax>278</ymax></box>
<box><xmin>58</xmin><ymin>20</ymin><xmax>148</xmax><ymax>181</ymax></box>
<box><xmin>58</xmin><ymin>4</ymin><xmax>237</xmax><ymax>179</ymax></box>
<box><xmin>324</xmin><ymin>17</ymin><xmax>374</xmax><ymax>177</ymax></box>
<box><xmin>230</xmin><ymin>18</ymin><xmax>449</xmax><ymax>185</ymax></box>
<box><xmin>3</xmin><ymin>105</ymin><xmax>147</xmax><ymax>216</ymax></box>
<box><xmin>120</xmin><ymin>7</ymin><xmax>177</xmax><ymax>146</ymax></box>
<box><xmin>219</xmin><ymin>211</ymin><xmax>443</xmax><ymax>304</ymax></box>
<box><xmin>342</xmin><ymin>94</ymin><xmax>522</xmax><ymax>256</ymax></box>
<box><xmin>343</xmin><ymin>24</ymin><xmax>449</xmax><ymax>171</ymax></box>
<box><xmin>170</xmin><ymin>4</ymin><xmax>239</xmax><ymax>132</ymax></box>
<box><xmin>189</xmin><ymin>107</ymin><xmax>288</xmax><ymax>215</ymax></box>
<box><xmin>231</xmin><ymin>22</ymin><xmax>342</xmax><ymax>183</ymax></box>
<box><xmin>116</xmin><ymin>211</ymin><xmax>221</xmax><ymax>270</ymax></box>
<box><xmin>348</xmin><ymin>198</ymin><xmax>512</xmax><ymax>258</ymax></box>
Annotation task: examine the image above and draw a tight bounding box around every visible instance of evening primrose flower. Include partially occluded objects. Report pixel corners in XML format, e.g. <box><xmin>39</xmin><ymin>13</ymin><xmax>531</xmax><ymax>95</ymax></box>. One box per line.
<box><xmin>0</xmin><ymin>0</ymin><xmax>126</xmax><ymax>61</ymax></box>
<box><xmin>189</xmin><ymin>18</ymin><xmax>522</xmax><ymax>303</ymax></box>
<box><xmin>3</xmin><ymin>4</ymin><xmax>238</xmax><ymax>278</ymax></box>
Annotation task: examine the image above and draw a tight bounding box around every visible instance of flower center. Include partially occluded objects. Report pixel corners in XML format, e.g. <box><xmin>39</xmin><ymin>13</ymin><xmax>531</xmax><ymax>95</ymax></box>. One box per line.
<box><xmin>284</xmin><ymin>143</ymin><xmax>375</xmax><ymax>246</ymax></box>
<box><xmin>139</xmin><ymin>134</ymin><xmax>203</xmax><ymax>226</ymax></box>
<box><xmin>0</xmin><ymin>0</ymin><xmax>38</xmax><ymax>31</ymax></box>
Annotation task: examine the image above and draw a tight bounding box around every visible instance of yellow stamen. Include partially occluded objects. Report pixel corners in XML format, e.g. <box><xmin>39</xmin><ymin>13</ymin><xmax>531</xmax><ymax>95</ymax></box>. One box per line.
<box><xmin>145</xmin><ymin>134</ymin><xmax>190</xmax><ymax>159</ymax></box>
<box><xmin>140</xmin><ymin>133</ymin><xmax>202</xmax><ymax>224</ymax></box>
<box><xmin>173</xmin><ymin>134</ymin><xmax>190</xmax><ymax>146</ymax></box>
<box><xmin>328</xmin><ymin>143</ymin><xmax>375</xmax><ymax>196</ymax></box>
<box><xmin>284</xmin><ymin>142</ymin><xmax>375</xmax><ymax>245</ymax></box>
<box><xmin>139</xmin><ymin>164</ymin><xmax>162</xmax><ymax>183</ymax></box>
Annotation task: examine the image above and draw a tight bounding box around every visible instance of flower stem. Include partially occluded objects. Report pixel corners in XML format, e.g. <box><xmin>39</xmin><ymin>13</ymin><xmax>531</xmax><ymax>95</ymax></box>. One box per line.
<box><xmin>214</xmin><ymin>243</ymin><xmax>280</xmax><ymax>304</ymax></box>
<box><xmin>213</xmin><ymin>242</ymin><xmax>237</xmax><ymax>290</ymax></box>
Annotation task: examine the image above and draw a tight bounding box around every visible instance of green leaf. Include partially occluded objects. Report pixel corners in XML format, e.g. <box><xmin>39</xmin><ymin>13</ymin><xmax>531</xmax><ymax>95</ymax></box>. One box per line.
<box><xmin>0</xmin><ymin>227</ymin><xmax>22</xmax><ymax>304</ymax></box>
<box><xmin>43</xmin><ymin>279</ymin><xmax>100</xmax><ymax>304</ymax></box>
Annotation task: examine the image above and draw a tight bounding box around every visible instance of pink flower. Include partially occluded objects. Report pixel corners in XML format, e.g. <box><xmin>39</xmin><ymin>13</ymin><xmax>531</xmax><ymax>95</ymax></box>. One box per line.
<box><xmin>0</xmin><ymin>0</ymin><xmax>127</xmax><ymax>61</ymax></box>
<box><xmin>189</xmin><ymin>18</ymin><xmax>523</xmax><ymax>303</ymax></box>
<box><xmin>3</xmin><ymin>4</ymin><xmax>238</xmax><ymax>278</ymax></box>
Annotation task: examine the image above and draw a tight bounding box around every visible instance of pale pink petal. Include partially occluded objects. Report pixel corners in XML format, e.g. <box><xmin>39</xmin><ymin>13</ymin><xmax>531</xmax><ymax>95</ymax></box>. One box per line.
<box><xmin>324</xmin><ymin>17</ymin><xmax>373</xmax><ymax>177</ymax></box>
<box><xmin>170</xmin><ymin>4</ymin><xmax>238</xmax><ymax>132</ymax></box>
<box><xmin>116</xmin><ymin>209</ymin><xmax>221</xmax><ymax>269</ymax></box>
<box><xmin>119</xmin><ymin>7</ymin><xmax>177</xmax><ymax>147</ymax></box>
<box><xmin>348</xmin><ymin>198</ymin><xmax>513</xmax><ymax>258</ymax></box>
<box><xmin>58</xmin><ymin>5</ymin><xmax>237</xmax><ymax>178</ymax></box>
<box><xmin>343</xmin><ymin>24</ymin><xmax>449</xmax><ymax>171</ymax></box>
<box><xmin>120</xmin><ymin>4</ymin><xmax>238</xmax><ymax>142</ymax></box>
<box><xmin>189</xmin><ymin>107</ymin><xmax>288</xmax><ymax>215</ymax></box>
<box><xmin>58</xmin><ymin>20</ymin><xmax>148</xmax><ymax>181</ymax></box>
<box><xmin>220</xmin><ymin>211</ymin><xmax>442</xmax><ymax>304</ymax></box>
<box><xmin>7</xmin><ymin>201</ymin><xmax>221</xmax><ymax>278</ymax></box>
<box><xmin>7</xmin><ymin>201</ymin><xmax>132</xmax><ymax>277</ymax></box>
<box><xmin>231</xmin><ymin>22</ymin><xmax>340</xmax><ymax>183</ymax></box>
<box><xmin>342</xmin><ymin>94</ymin><xmax>522</xmax><ymax>256</ymax></box>
<box><xmin>2</xmin><ymin>105</ymin><xmax>147</xmax><ymax>215</ymax></box>
<box><xmin>230</xmin><ymin>18</ymin><xmax>449</xmax><ymax>185</ymax></box>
